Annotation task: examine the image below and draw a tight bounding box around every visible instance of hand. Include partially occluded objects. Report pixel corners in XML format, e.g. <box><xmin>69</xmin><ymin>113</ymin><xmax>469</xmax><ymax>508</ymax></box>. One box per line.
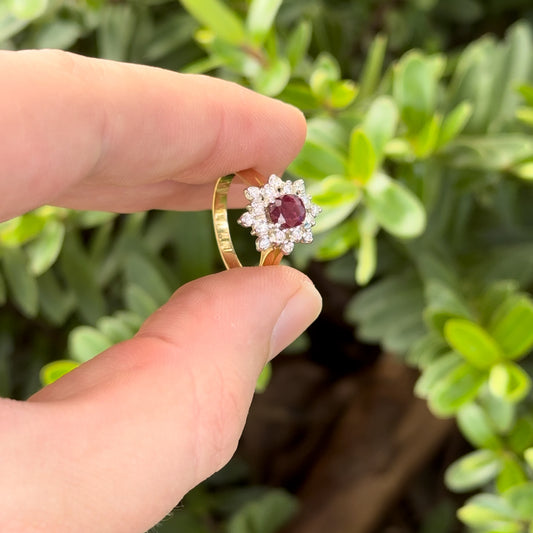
<box><xmin>0</xmin><ymin>50</ymin><xmax>322</xmax><ymax>532</ymax></box>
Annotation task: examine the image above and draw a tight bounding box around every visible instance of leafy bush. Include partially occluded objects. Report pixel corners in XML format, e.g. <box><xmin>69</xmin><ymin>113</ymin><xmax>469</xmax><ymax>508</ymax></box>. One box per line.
<box><xmin>3</xmin><ymin>0</ymin><xmax>533</xmax><ymax>532</ymax></box>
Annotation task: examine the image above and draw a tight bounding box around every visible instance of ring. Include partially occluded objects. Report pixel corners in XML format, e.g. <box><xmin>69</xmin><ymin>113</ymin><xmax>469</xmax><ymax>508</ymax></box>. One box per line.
<box><xmin>212</xmin><ymin>169</ymin><xmax>321</xmax><ymax>269</ymax></box>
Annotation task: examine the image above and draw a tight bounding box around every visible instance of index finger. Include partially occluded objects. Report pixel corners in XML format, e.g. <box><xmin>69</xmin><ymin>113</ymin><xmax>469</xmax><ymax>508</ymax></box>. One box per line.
<box><xmin>0</xmin><ymin>50</ymin><xmax>306</xmax><ymax>219</ymax></box>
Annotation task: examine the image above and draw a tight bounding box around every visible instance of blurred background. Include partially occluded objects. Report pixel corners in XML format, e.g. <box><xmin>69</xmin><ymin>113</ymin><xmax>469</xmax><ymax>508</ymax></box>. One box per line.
<box><xmin>2</xmin><ymin>1</ymin><xmax>533</xmax><ymax>532</ymax></box>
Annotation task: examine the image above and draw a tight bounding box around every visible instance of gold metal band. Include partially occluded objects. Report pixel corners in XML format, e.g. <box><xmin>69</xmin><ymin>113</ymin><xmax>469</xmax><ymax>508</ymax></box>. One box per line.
<box><xmin>212</xmin><ymin>169</ymin><xmax>283</xmax><ymax>269</ymax></box>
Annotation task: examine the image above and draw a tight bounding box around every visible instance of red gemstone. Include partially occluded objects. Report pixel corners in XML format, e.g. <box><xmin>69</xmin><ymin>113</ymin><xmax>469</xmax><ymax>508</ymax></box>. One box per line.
<box><xmin>268</xmin><ymin>195</ymin><xmax>306</xmax><ymax>229</ymax></box>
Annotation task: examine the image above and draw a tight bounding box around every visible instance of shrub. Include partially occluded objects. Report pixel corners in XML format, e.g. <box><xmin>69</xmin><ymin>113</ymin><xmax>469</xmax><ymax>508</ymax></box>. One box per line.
<box><xmin>3</xmin><ymin>1</ymin><xmax>533</xmax><ymax>531</ymax></box>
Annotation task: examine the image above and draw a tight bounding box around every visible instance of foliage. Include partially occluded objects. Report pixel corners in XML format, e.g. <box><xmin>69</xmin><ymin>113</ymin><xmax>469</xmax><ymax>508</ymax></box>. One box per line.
<box><xmin>3</xmin><ymin>0</ymin><xmax>533</xmax><ymax>532</ymax></box>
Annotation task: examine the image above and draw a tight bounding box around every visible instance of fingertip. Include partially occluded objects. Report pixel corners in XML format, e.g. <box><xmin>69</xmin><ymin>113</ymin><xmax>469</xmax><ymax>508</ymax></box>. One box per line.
<box><xmin>267</xmin><ymin>266</ymin><xmax>322</xmax><ymax>360</ymax></box>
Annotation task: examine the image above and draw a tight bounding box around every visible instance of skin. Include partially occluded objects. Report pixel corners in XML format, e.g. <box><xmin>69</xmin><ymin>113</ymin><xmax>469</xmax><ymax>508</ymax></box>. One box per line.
<box><xmin>0</xmin><ymin>50</ymin><xmax>322</xmax><ymax>533</ymax></box>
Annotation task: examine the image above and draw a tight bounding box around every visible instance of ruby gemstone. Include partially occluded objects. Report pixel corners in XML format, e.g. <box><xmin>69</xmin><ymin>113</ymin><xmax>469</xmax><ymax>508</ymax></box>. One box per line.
<box><xmin>268</xmin><ymin>194</ymin><xmax>306</xmax><ymax>229</ymax></box>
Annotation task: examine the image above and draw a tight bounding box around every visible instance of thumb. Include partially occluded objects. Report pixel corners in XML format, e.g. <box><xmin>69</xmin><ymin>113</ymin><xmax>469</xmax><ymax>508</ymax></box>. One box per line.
<box><xmin>8</xmin><ymin>266</ymin><xmax>321</xmax><ymax>533</ymax></box>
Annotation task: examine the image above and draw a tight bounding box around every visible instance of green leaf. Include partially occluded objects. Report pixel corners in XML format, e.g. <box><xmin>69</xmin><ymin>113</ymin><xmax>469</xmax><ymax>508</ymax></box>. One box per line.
<box><xmin>358</xmin><ymin>34</ymin><xmax>387</xmax><ymax>101</ymax></box>
<box><xmin>69</xmin><ymin>326</ymin><xmax>113</xmax><ymax>363</ymax></box>
<box><xmin>26</xmin><ymin>219</ymin><xmax>65</xmax><ymax>276</ymax></box>
<box><xmin>496</xmin><ymin>455</ymin><xmax>527</xmax><ymax>493</ymax></box>
<box><xmin>513</xmin><ymin>161</ymin><xmax>533</xmax><ymax>180</ymax></box>
<box><xmin>7</xmin><ymin>0</ymin><xmax>48</xmax><ymax>20</ymax></box>
<box><xmin>142</xmin><ymin>13</ymin><xmax>197</xmax><ymax>62</ymax></box>
<box><xmin>96</xmin><ymin>316</ymin><xmax>136</xmax><ymax>344</ymax></box>
<box><xmin>286</xmin><ymin>20</ymin><xmax>312</xmax><ymax>69</ymax></box>
<box><xmin>414</xmin><ymin>351</ymin><xmax>463</xmax><ymax>398</ymax></box>
<box><xmin>516</xmin><ymin>107</ymin><xmax>533</xmax><ymax>127</ymax></box>
<box><xmin>519</xmin><ymin>84</ymin><xmax>533</xmax><ymax>106</ymax></box>
<box><xmin>0</xmin><ymin>271</ymin><xmax>5</xmax><ymax>306</ymax></box>
<box><xmin>479</xmin><ymin>281</ymin><xmax>520</xmax><ymax>326</ymax></box>
<box><xmin>524</xmin><ymin>448</ymin><xmax>533</xmax><ymax>469</ymax></box>
<box><xmin>406</xmin><ymin>332</ymin><xmax>448</xmax><ymax>368</ymax></box>
<box><xmin>445</xmin><ymin>449</ymin><xmax>502</xmax><ymax>492</ymax></box>
<box><xmin>0</xmin><ymin>213</ymin><xmax>46</xmax><ymax>247</ymax></box>
<box><xmin>256</xmin><ymin>363</ymin><xmax>272</xmax><ymax>393</ymax></box>
<box><xmin>316</xmin><ymin>218</ymin><xmax>358</xmax><ymax>261</ymax></box>
<box><xmin>504</xmin><ymin>482</ymin><xmax>533</xmax><ymax>521</ymax></box>
<box><xmin>0</xmin><ymin>334</ymin><xmax>11</xmax><ymax>397</ymax></box>
<box><xmin>444</xmin><ymin>319</ymin><xmax>502</xmax><ymax>369</ymax></box>
<box><xmin>40</xmin><ymin>360</ymin><xmax>79</xmax><ymax>387</ymax></box>
<box><xmin>114</xmin><ymin>311</ymin><xmax>143</xmax><ymax>332</ymax></box>
<box><xmin>489</xmin><ymin>296</ymin><xmax>533</xmax><ymax>360</ymax></box>
<box><xmin>393</xmin><ymin>52</ymin><xmax>442</xmax><ymax>133</ymax></box>
<box><xmin>457</xmin><ymin>403</ymin><xmax>502</xmax><ymax>450</ymax></box>
<box><xmin>0</xmin><ymin>12</ymin><xmax>28</xmax><ymax>41</ymax></box>
<box><xmin>489</xmin><ymin>363</ymin><xmax>531</xmax><ymax>403</ymax></box>
<box><xmin>479</xmin><ymin>390</ymin><xmax>516</xmax><ymax>434</ymax></box>
<box><xmin>125</xmin><ymin>253</ymin><xmax>171</xmax><ymax>307</ymax></box>
<box><xmin>458</xmin><ymin>494</ymin><xmax>518</xmax><ymax>527</ymax></box>
<box><xmin>97</xmin><ymin>4</ymin><xmax>135</xmax><ymax>62</ymax></box>
<box><xmin>508</xmin><ymin>416</ymin><xmax>533</xmax><ymax>454</ymax></box>
<box><xmin>59</xmin><ymin>232</ymin><xmax>105</xmax><ymax>325</ymax></box>
<box><xmin>487</xmin><ymin>22</ymin><xmax>533</xmax><ymax>132</ymax></box>
<box><xmin>363</xmin><ymin>96</ymin><xmax>399</xmax><ymax>163</ymax></box>
<box><xmin>2</xmin><ymin>247</ymin><xmax>38</xmax><ymax>317</ymax></box>
<box><xmin>446</xmin><ymin>135</ymin><xmax>533</xmax><ymax>171</ymax></box>
<box><xmin>179</xmin><ymin>0</ymin><xmax>245</xmax><ymax>44</ymax></box>
<box><xmin>125</xmin><ymin>284</ymin><xmax>158</xmax><ymax>320</ymax></box>
<box><xmin>364</xmin><ymin>173</ymin><xmax>426</xmax><ymax>238</ymax></box>
<box><xmin>277</xmin><ymin>81</ymin><xmax>320</xmax><ymax>111</ymax></box>
<box><xmin>246</xmin><ymin>0</ymin><xmax>282</xmax><ymax>46</ymax></box>
<box><xmin>411</xmin><ymin>114</ymin><xmax>441</xmax><ymax>158</ymax></box>
<box><xmin>429</xmin><ymin>362</ymin><xmax>486</xmax><ymax>417</ymax></box>
<box><xmin>289</xmin><ymin>141</ymin><xmax>346</xmax><ymax>181</ymax></box>
<box><xmin>306</xmin><ymin>117</ymin><xmax>349</xmax><ymax>154</ymax></box>
<box><xmin>355</xmin><ymin>231</ymin><xmax>376</xmax><ymax>286</ymax></box>
<box><xmin>252</xmin><ymin>56</ymin><xmax>291</xmax><ymax>97</ymax></box>
<box><xmin>327</xmin><ymin>80</ymin><xmax>357</xmax><ymax>109</ymax></box>
<box><xmin>424</xmin><ymin>280</ymin><xmax>473</xmax><ymax>333</ymax></box>
<box><xmin>308</xmin><ymin>176</ymin><xmax>361</xmax><ymax>233</ymax></box>
<box><xmin>37</xmin><ymin>270</ymin><xmax>75</xmax><ymax>326</ymax></box>
<box><xmin>154</xmin><ymin>509</ymin><xmax>210</xmax><ymax>533</ymax></box>
<box><xmin>227</xmin><ymin>490</ymin><xmax>298</xmax><ymax>533</ymax></box>
<box><xmin>33</xmin><ymin>19</ymin><xmax>81</xmax><ymax>49</ymax></box>
<box><xmin>172</xmin><ymin>211</ymin><xmax>215</xmax><ymax>284</ymax></box>
<box><xmin>348</xmin><ymin>128</ymin><xmax>376</xmax><ymax>183</ymax></box>
<box><xmin>310</xmin><ymin>53</ymin><xmax>340</xmax><ymax>91</ymax></box>
<box><xmin>73</xmin><ymin>211</ymin><xmax>116</xmax><ymax>229</ymax></box>
<box><xmin>355</xmin><ymin>212</ymin><xmax>378</xmax><ymax>286</ymax></box>
<box><xmin>437</xmin><ymin>101</ymin><xmax>473</xmax><ymax>148</ymax></box>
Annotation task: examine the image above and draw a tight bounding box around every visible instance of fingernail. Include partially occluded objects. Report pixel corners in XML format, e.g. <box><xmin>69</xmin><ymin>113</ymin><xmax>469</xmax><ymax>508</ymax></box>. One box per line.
<box><xmin>269</xmin><ymin>281</ymin><xmax>322</xmax><ymax>360</ymax></box>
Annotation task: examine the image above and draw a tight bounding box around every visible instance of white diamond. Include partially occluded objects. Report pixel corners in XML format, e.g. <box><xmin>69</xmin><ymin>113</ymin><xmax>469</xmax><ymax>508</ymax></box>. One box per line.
<box><xmin>256</xmin><ymin>236</ymin><xmax>271</xmax><ymax>251</ymax></box>
<box><xmin>293</xmin><ymin>179</ymin><xmax>305</xmax><ymax>194</ymax></box>
<box><xmin>252</xmin><ymin>221</ymin><xmax>269</xmax><ymax>236</ymax></box>
<box><xmin>270</xmin><ymin>229</ymin><xmax>285</xmax><ymax>244</ymax></box>
<box><xmin>282</xmin><ymin>180</ymin><xmax>293</xmax><ymax>194</ymax></box>
<box><xmin>251</xmin><ymin>202</ymin><xmax>266</xmax><ymax>217</ymax></box>
<box><xmin>244</xmin><ymin>187</ymin><xmax>261</xmax><ymax>201</ymax></box>
<box><xmin>261</xmin><ymin>184</ymin><xmax>276</xmax><ymax>202</ymax></box>
<box><xmin>281</xmin><ymin>241</ymin><xmax>295</xmax><ymax>255</ymax></box>
<box><xmin>302</xmin><ymin>230</ymin><xmax>313</xmax><ymax>243</ymax></box>
<box><xmin>268</xmin><ymin>174</ymin><xmax>283</xmax><ymax>189</ymax></box>
<box><xmin>238</xmin><ymin>212</ymin><xmax>253</xmax><ymax>227</ymax></box>
<box><xmin>291</xmin><ymin>226</ymin><xmax>304</xmax><ymax>241</ymax></box>
<box><xmin>310</xmin><ymin>204</ymin><xmax>322</xmax><ymax>216</ymax></box>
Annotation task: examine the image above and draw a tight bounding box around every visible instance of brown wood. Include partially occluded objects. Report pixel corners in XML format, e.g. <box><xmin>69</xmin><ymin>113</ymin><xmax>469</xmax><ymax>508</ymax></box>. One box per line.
<box><xmin>281</xmin><ymin>355</ymin><xmax>453</xmax><ymax>533</ymax></box>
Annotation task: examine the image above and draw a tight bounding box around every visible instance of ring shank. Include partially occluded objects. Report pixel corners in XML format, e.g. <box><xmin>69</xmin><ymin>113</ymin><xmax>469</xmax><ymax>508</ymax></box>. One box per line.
<box><xmin>212</xmin><ymin>170</ymin><xmax>283</xmax><ymax>269</ymax></box>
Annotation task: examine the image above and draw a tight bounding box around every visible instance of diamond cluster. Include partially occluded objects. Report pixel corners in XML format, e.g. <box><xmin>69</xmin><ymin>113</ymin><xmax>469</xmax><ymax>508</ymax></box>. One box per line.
<box><xmin>237</xmin><ymin>174</ymin><xmax>321</xmax><ymax>255</ymax></box>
